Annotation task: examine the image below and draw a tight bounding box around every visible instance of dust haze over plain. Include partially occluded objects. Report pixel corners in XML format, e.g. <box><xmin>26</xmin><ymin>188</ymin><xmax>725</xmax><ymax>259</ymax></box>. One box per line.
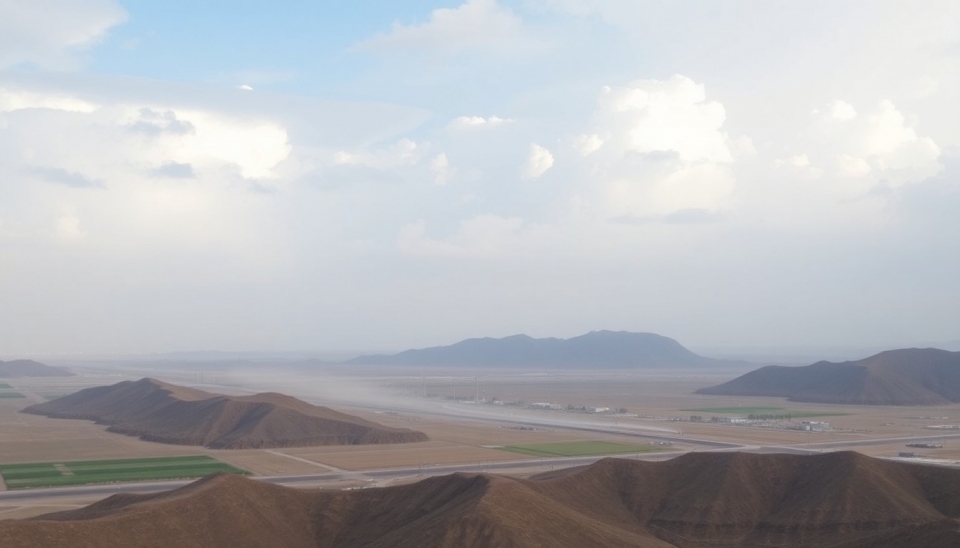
<box><xmin>0</xmin><ymin>1</ymin><xmax>958</xmax><ymax>358</ymax></box>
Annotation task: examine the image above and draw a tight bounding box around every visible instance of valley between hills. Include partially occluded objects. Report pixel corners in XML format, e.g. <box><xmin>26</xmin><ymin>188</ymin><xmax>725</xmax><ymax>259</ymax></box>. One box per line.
<box><xmin>2</xmin><ymin>337</ymin><xmax>960</xmax><ymax>547</ymax></box>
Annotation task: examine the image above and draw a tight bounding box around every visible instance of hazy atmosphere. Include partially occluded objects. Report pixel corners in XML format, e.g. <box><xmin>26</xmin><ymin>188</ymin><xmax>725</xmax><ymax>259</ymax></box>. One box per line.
<box><xmin>1</xmin><ymin>0</ymin><xmax>958</xmax><ymax>356</ymax></box>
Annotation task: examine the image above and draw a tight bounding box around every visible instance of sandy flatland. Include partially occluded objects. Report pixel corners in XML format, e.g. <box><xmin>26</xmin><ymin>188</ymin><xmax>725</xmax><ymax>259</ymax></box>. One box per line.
<box><xmin>3</xmin><ymin>368</ymin><xmax>960</xmax><ymax>524</ymax></box>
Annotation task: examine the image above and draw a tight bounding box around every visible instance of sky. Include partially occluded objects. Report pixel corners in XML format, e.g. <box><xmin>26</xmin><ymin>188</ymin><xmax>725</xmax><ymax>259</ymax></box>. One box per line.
<box><xmin>0</xmin><ymin>0</ymin><xmax>958</xmax><ymax>356</ymax></box>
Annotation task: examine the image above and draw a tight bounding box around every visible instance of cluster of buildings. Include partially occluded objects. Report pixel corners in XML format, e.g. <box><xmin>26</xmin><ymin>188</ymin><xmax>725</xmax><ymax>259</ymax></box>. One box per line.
<box><xmin>797</xmin><ymin>421</ymin><xmax>830</xmax><ymax>431</ymax></box>
<box><xmin>527</xmin><ymin>402</ymin><xmax>619</xmax><ymax>414</ymax></box>
<box><xmin>528</xmin><ymin>402</ymin><xmax>563</xmax><ymax>410</ymax></box>
<box><xmin>688</xmin><ymin>415</ymin><xmax>831</xmax><ymax>432</ymax></box>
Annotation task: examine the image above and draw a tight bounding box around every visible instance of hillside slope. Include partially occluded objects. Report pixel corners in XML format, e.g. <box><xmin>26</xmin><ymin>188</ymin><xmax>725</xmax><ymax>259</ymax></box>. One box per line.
<box><xmin>697</xmin><ymin>348</ymin><xmax>960</xmax><ymax>405</ymax></box>
<box><xmin>2</xmin><ymin>452</ymin><xmax>959</xmax><ymax>548</ymax></box>
<box><xmin>349</xmin><ymin>331</ymin><xmax>736</xmax><ymax>368</ymax></box>
<box><xmin>21</xmin><ymin>378</ymin><xmax>428</xmax><ymax>449</ymax></box>
<box><xmin>0</xmin><ymin>359</ymin><xmax>73</xmax><ymax>378</ymax></box>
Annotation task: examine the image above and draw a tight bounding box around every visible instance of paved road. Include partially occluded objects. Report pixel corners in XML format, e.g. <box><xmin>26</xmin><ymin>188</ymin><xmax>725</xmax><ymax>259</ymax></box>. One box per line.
<box><xmin>801</xmin><ymin>433</ymin><xmax>960</xmax><ymax>449</ymax></box>
<box><xmin>3</xmin><ymin>384</ymin><xmax>958</xmax><ymax>508</ymax></box>
<box><xmin>0</xmin><ymin>390</ymin><xmax>745</xmax><ymax>508</ymax></box>
<box><xmin>366</xmin><ymin>401</ymin><xmax>740</xmax><ymax>450</ymax></box>
<box><xmin>489</xmin><ymin>420</ymin><xmax>740</xmax><ymax>449</ymax></box>
<box><xmin>6</xmin><ymin>431</ymin><xmax>957</xmax><ymax>507</ymax></box>
<box><xmin>0</xmin><ymin>452</ymin><xmax>689</xmax><ymax>505</ymax></box>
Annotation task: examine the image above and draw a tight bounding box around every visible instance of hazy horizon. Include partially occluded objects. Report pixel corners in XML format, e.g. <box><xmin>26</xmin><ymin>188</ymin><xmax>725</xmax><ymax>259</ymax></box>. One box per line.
<box><xmin>1</xmin><ymin>1</ymin><xmax>958</xmax><ymax>356</ymax></box>
<box><xmin>6</xmin><ymin>330</ymin><xmax>959</xmax><ymax>366</ymax></box>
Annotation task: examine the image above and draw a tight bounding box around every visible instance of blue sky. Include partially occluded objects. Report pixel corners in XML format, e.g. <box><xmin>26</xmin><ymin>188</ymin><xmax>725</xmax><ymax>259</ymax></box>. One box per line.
<box><xmin>89</xmin><ymin>2</ymin><xmax>422</xmax><ymax>91</ymax></box>
<box><xmin>0</xmin><ymin>1</ymin><xmax>958</xmax><ymax>355</ymax></box>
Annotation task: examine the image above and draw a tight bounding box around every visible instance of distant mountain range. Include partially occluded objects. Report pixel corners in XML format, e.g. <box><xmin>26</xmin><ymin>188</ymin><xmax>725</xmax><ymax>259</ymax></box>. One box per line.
<box><xmin>348</xmin><ymin>331</ymin><xmax>739</xmax><ymax>368</ymax></box>
<box><xmin>0</xmin><ymin>359</ymin><xmax>73</xmax><ymax>378</ymax></box>
<box><xmin>697</xmin><ymin>348</ymin><xmax>960</xmax><ymax>405</ymax></box>
<box><xmin>3</xmin><ymin>451</ymin><xmax>960</xmax><ymax>547</ymax></box>
<box><xmin>23</xmin><ymin>378</ymin><xmax>427</xmax><ymax>448</ymax></box>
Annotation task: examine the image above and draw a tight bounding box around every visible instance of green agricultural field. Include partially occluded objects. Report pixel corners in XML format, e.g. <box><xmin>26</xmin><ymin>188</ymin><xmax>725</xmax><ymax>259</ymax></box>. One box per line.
<box><xmin>0</xmin><ymin>392</ymin><xmax>25</xmax><ymax>399</ymax></box>
<box><xmin>0</xmin><ymin>455</ymin><xmax>248</xmax><ymax>490</ymax></box>
<box><xmin>681</xmin><ymin>406</ymin><xmax>847</xmax><ymax>418</ymax></box>
<box><xmin>499</xmin><ymin>440</ymin><xmax>662</xmax><ymax>458</ymax></box>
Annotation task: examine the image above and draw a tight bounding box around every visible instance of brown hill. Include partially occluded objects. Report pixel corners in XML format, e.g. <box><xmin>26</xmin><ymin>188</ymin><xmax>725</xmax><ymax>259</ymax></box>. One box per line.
<box><xmin>21</xmin><ymin>378</ymin><xmax>428</xmax><ymax>449</ymax></box>
<box><xmin>696</xmin><ymin>348</ymin><xmax>960</xmax><ymax>405</ymax></box>
<box><xmin>2</xmin><ymin>451</ymin><xmax>959</xmax><ymax>547</ymax></box>
<box><xmin>0</xmin><ymin>359</ymin><xmax>73</xmax><ymax>378</ymax></box>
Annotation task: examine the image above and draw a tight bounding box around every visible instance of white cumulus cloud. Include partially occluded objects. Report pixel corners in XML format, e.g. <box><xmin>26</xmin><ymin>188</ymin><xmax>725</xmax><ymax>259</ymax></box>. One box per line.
<box><xmin>431</xmin><ymin>153</ymin><xmax>455</xmax><ymax>186</ymax></box>
<box><xmin>448</xmin><ymin>115</ymin><xmax>514</xmax><ymax>130</ymax></box>
<box><xmin>597</xmin><ymin>74</ymin><xmax>732</xmax><ymax>163</ymax></box>
<box><xmin>0</xmin><ymin>87</ymin><xmax>99</xmax><ymax>113</ymax></box>
<box><xmin>521</xmin><ymin>142</ymin><xmax>554</xmax><ymax>179</ymax></box>
<box><xmin>837</xmin><ymin>154</ymin><xmax>872</xmax><ymax>178</ymax></box>
<box><xmin>573</xmin><ymin>133</ymin><xmax>605</xmax><ymax>155</ymax></box>
<box><xmin>781</xmin><ymin>99</ymin><xmax>941</xmax><ymax>189</ymax></box>
<box><xmin>816</xmin><ymin>100</ymin><xmax>941</xmax><ymax>185</ymax></box>
<box><xmin>575</xmin><ymin>75</ymin><xmax>739</xmax><ymax>219</ymax></box>
<box><xmin>125</xmin><ymin>107</ymin><xmax>291</xmax><ymax>180</ymax></box>
<box><xmin>605</xmin><ymin>163</ymin><xmax>736</xmax><ymax>219</ymax></box>
<box><xmin>827</xmin><ymin>100</ymin><xmax>857</xmax><ymax>121</ymax></box>
<box><xmin>773</xmin><ymin>153</ymin><xmax>822</xmax><ymax>180</ymax></box>
<box><xmin>861</xmin><ymin>100</ymin><xmax>938</xmax><ymax>165</ymax></box>
<box><xmin>330</xmin><ymin>138</ymin><xmax>421</xmax><ymax>170</ymax></box>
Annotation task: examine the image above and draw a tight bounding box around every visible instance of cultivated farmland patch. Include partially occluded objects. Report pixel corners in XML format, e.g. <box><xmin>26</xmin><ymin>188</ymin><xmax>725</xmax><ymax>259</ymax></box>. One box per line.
<box><xmin>681</xmin><ymin>406</ymin><xmax>847</xmax><ymax>418</ymax></box>
<box><xmin>0</xmin><ymin>455</ymin><xmax>248</xmax><ymax>490</ymax></box>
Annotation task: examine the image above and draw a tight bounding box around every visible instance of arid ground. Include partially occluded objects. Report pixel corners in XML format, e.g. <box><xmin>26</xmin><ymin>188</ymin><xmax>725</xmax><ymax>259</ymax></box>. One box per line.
<box><xmin>2</xmin><ymin>364</ymin><xmax>959</xmax><ymax>520</ymax></box>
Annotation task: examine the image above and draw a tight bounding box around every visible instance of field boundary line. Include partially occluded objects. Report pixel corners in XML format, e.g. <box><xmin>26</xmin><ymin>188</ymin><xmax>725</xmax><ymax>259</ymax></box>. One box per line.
<box><xmin>262</xmin><ymin>450</ymin><xmax>344</xmax><ymax>472</ymax></box>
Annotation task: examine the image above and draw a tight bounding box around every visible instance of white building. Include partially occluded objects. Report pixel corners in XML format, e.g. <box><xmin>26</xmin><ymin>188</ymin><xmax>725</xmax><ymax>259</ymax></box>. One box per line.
<box><xmin>529</xmin><ymin>402</ymin><xmax>561</xmax><ymax>410</ymax></box>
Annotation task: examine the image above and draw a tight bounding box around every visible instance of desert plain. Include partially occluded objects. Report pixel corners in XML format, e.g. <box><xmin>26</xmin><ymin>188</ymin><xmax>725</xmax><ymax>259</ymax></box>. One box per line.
<box><xmin>2</xmin><ymin>363</ymin><xmax>959</xmax><ymax>520</ymax></box>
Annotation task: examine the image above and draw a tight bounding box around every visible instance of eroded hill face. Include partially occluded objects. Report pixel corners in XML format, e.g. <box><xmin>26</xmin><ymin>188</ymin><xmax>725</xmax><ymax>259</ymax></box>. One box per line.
<box><xmin>697</xmin><ymin>348</ymin><xmax>960</xmax><ymax>405</ymax></box>
<box><xmin>1</xmin><ymin>452</ymin><xmax>959</xmax><ymax>548</ymax></box>
<box><xmin>21</xmin><ymin>378</ymin><xmax>428</xmax><ymax>449</ymax></box>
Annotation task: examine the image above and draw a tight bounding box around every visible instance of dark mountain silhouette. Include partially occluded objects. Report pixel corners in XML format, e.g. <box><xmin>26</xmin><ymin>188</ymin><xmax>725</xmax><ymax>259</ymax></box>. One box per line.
<box><xmin>0</xmin><ymin>359</ymin><xmax>73</xmax><ymax>378</ymax></box>
<box><xmin>22</xmin><ymin>378</ymin><xmax>427</xmax><ymax>448</ymax></box>
<box><xmin>2</xmin><ymin>451</ymin><xmax>959</xmax><ymax>547</ymax></box>
<box><xmin>348</xmin><ymin>331</ymin><xmax>736</xmax><ymax>368</ymax></box>
<box><xmin>697</xmin><ymin>348</ymin><xmax>960</xmax><ymax>405</ymax></box>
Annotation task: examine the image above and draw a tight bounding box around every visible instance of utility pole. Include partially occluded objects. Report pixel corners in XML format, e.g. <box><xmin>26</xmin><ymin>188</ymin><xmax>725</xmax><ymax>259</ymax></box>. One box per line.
<box><xmin>474</xmin><ymin>376</ymin><xmax>479</xmax><ymax>403</ymax></box>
